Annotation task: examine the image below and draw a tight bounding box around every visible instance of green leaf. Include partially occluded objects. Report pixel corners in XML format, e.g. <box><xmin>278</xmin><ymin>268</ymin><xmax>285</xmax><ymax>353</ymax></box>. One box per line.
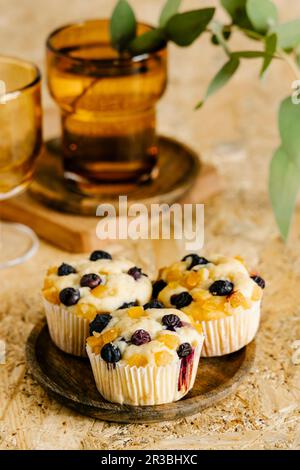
<box><xmin>246</xmin><ymin>0</ymin><xmax>277</xmax><ymax>34</ymax></box>
<box><xmin>110</xmin><ymin>0</ymin><xmax>137</xmax><ymax>52</ymax></box>
<box><xmin>260</xmin><ymin>33</ymin><xmax>277</xmax><ymax>77</ymax></box>
<box><xmin>279</xmin><ymin>96</ymin><xmax>300</xmax><ymax>164</ymax></box>
<box><xmin>221</xmin><ymin>0</ymin><xmax>252</xmax><ymax>29</ymax></box>
<box><xmin>269</xmin><ymin>146</ymin><xmax>300</xmax><ymax>240</ymax></box>
<box><xmin>196</xmin><ymin>56</ymin><xmax>240</xmax><ymax>108</ymax></box>
<box><xmin>275</xmin><ymin>20</ymin><xmax>300</xmax><ymax>49</ymax></box>
<box><xmin>165</xmin><ymin>8</ymin><xmax>215</xmax><ymax>47</ymax></box>
<box><xmin>128</xmin><ymin>29</ymin><xmax>167</xmax><ymax>55</ymax></box>
<box><xmin>159</xmin><ymin>0</ymin><xmax>182</xmax><ymax>27</ymax></box>
<box><xmin>231</xmin><ymin>50</ymin><xmax>274</xmax><ymax>58</ymax></box>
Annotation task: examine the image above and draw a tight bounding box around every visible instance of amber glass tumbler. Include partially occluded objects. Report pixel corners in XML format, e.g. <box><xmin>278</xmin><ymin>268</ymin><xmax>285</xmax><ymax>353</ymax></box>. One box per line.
<box><xmin>0</xmin><ymin>56</ymin><xmax>41</xmax><ymax>268</ymax></box>
<box><xmin>46</xmin><ymin>19</ymin><xmax>167</xmax><ymax>189</ymax></box>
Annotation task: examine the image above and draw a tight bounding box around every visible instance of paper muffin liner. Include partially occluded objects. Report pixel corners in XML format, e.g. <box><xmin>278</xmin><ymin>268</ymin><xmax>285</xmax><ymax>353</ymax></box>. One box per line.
<box><xmin>43</xmin><ymin>299</ymin><xmax>90</xmax><ymax>357</ymax></box>
<box><xmin>200</xmin><ymin>301</ymin><xmax>261</xmax><ymax>357</ymax></box>
<box><xmin>87</xmin><ymin>337</ymin><xmax>204</xmax><ymax>406</ymax></box>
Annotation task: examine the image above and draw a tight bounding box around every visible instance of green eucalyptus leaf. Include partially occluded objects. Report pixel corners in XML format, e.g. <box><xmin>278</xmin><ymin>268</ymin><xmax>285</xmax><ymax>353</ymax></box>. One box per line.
<box><xmin>221</xmin><ymin>0</ymin><xmax>252</xmax><ymax>29</ymax></box>
<box><xmin>196</xmin><ymin>56</ymin><xmax>240</xmax><ymax>109</ymax></box>
<box><xmin>275</xmin><ymin>20</ymin><xmax>300</xmax><ymax>50</ymax></box>
<box><xmin>246</xmin><ymin>0</ymin><xmax>277</xmax><ymax>34</ymax></box>
<box><xmin>260</xmin><ymin>33</ymin><xmax>277</xmax><ymax>77</ymax></box>
<box><xmin>159</xmin><ymin>0</ymin><xmax>182</xmax><ymax>27</ymax></box>
<box><xmin>128</xmin><ymin>29</ymin><xmax>166</xmax><ymax>55</ymax></box>
<box><xmin>110</xmin><ymin>0</ymin><xmax>137</xmax><ymax>52</ymax></box>
<box><xmin>231</xmin><ymin>50</ymin><xmax>274</xmax><ymax>58</ymax></box>
<box><xmin>165</xmin><ymin>8</ymin><xmax>215</xmax><ymax>47</ymax></box>
<box><xmin>269</xmin><ymin>146</ymin><xmax>300</xmax><ymax>240</ymax></box>
<box><xmin>279</xmin><ymin>96</ymin><xmax>300</xmax><ymax>163</ymax></box>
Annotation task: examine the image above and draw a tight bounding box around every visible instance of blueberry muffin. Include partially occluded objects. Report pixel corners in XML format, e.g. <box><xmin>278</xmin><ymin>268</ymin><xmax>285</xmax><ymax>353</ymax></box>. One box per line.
<box><xmin>86</xmin><ymin>304</ymin><xmax>204</xmax><ymax>405</ymax></box>
<box><xmin>156</xmin><ymin>254</ymin><xmax>265</xmax><ymax>356</ymax></box>
<box><xmin>42</xmin><ymin>250</ymin><xmax>152</xmax><ymax>357</ymax></box>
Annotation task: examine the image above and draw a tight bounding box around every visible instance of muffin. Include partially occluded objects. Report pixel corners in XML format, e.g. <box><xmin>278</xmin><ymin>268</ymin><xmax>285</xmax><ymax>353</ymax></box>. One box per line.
<box><xmin>156</xmin><ymin>254</ymin><xmax>265</xmax><ymax>356</ymax></box>
<box><xmin>86</xmin><ymin>303</ymin><xmax>204</xmax><ymax>405</ymax></box>
<box><xmin>42</xmin><ymin>250</ymin><xmax>152</xmax><ymax>357</ymax></box>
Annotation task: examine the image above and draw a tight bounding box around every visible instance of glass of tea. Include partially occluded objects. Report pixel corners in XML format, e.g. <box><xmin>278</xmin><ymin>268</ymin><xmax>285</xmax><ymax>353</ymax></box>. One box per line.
<box><xmin>46</xmin><ymin>19</ymin><xmax>167</xmax><ymax>193</ymax></box>
<box><xmin>0</xmin><ymin>56</ymin><xmax>42</xmax><ymax>268</ymax></box>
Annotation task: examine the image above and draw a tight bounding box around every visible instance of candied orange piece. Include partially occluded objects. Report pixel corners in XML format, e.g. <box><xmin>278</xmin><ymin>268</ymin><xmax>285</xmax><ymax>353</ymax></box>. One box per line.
<box><xmin>87</xmin><ymin>335</ymin><xmax>103</xmax><ymax>354</ymax></box>
<box><xmin>183</xmin><ymin>271</ymin><xmax>203</xmax><ymax>288</ymax></box>
<box><xmin>42</xmin><ymin>287</ymin><xmax>60</xmax><ymax>305</ymax></box>
<box><xmin>157</xmin><ymin>334</ymin><xmax>179</xmax><ymax>350</ymax></box>
<box><xmin>47</xmin><ymin>266</ymin><xmax>58</xmax><ymax>275</ymax></box>
<box><xmin>166</xmin><ymin>269</ymin><xmax>182</xmax><ymax>283</ymax></box>
<box><xmin>128</xmin><ymin>306</ymin><xmax>145</xmax><ymax>319</ymax></box>
<box><xmin>202</xmin><ymin>297</ymin><xmax>225</xmax><ymax>312</ymax></box>
<box><xmin>192</xmin><ymin>289</ymin><xmax>210</xmax><ymax>302</ymax></box>
<box><xmin>101</xmin><ymin>328</ymin><xmax>120</xmax><ymax>345</ymax></box>
<box><xmin>92</xmin><ymin>285</ymin><xmax>107</xmax><ymax>298</ymax></box>
<box><xmin>182</xmin><ymin>302</ymin><xmax>201</xmax><ymax>320</ymax></box>
<box><xmin>229</xmin><ymin>291</ymin><xmax>250</xmax><ymax>309</ymax></box>
<box><xmin>167</xmin><ymin>281</ymin><xmax>180</xmax><ymax>290</ymax></box>
<box><xmin>43</xmin><ymin>277</ymin><xmax>54</xmax><ymax>289</ymax></box>
<box><xmin>75</xmin><ymin>303</ymin><xmax>97</xmax><ymax>320</ymax></box>
<box><xmin>251</xmin><ymin>285</ymin><xmax>263</xmax><ymax>301</ymax></box>
<box><xmin>155</xmin><ymin>350</ymin><xmax>173</xmax><ymax>366</ymax></box>
<box><xmin>127</xmin><ymin>354</ymin><xmax>148</xmax><ymax>367</ymax></box>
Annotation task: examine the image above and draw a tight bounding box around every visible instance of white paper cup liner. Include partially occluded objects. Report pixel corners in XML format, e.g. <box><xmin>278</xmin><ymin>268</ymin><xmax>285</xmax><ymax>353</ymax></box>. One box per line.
<box><xmin>201</xmin><ymin>302</ymin><xmax>260</xmax><ymax>357</ymax></box>
<box><xmin>43</xmin><ymin>299</ymin><xmax>90</xmax><ymax>357</ymax></box>
<box><xmin>87</xmin><ymin>337</ymin><xmax>203</xmax><ymax>406</ymax></box>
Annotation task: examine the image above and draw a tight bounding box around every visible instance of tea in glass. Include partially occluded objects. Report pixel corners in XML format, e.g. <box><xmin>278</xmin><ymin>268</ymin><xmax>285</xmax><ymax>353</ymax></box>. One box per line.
<box><xmin>46</xmin><ymin>20</ymin><xmax>167</xmax><ymax>191</ymax></box>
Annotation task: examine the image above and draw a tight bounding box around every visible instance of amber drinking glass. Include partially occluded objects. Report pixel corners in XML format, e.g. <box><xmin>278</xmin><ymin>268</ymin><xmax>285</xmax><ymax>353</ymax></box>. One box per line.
<box><xmin>46</xmin><ymin>19</ymin><xmax>167</xmax><ymax>192</ymax></box>
<box><xmin>0</xmin><ymin>56</ymin><xmax>42</xmax><ymax>268</ymax></box>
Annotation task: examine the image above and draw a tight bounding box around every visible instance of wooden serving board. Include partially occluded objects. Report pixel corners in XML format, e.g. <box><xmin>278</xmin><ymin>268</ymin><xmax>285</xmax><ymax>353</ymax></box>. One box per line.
<box><xmin>26</xmin><ymin>321</ymin><xmax>255</xmax><ymax>424</ymax></box>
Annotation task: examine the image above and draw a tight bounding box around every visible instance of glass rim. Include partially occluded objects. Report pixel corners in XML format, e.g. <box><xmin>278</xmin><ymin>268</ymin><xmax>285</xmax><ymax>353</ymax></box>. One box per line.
<box><xmin>0</xmin><ymin>55</ymin><xmax>41</xmax><ymax>99</ymax></box>
<box><xmin>46</xmin><ymin>18</ymin><xmax>166</xmax><ymax>63</ymax></box>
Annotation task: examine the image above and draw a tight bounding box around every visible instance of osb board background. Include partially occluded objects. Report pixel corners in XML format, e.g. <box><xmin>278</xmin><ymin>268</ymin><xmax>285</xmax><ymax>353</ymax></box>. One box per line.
<box><xmin>0</xmin><ymin>0</ymin><xmax>300</xmax><ymax>450</ymax></box>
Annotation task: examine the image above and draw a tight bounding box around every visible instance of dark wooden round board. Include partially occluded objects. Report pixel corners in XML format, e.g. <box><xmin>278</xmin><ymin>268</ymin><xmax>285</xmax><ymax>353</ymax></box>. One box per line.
<box><xmin>26</xmin><ymin>321</ymin><xmax>255</xmax><ymax>424</ymax></box>
<box><xmin>29</xmin><ymin>136</ymin><xmax>200</xmax><ymax>216</ymax></box>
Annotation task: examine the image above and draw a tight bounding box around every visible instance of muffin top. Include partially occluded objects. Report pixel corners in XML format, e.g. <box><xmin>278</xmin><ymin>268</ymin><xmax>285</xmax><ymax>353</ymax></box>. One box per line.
<box><xmin>155</xmin><ymin>254</ymin><xmax>265</xmax><ymax>322</ymax></box>
<box><xmin>86</xmin><ymin>305</ymin><xmax>203</xmax><ymax>367</ymax></box>
<box><xmin>42</xmin><ymin>250</ymin><xmax>152</xmax><ymax>319</ymax></box>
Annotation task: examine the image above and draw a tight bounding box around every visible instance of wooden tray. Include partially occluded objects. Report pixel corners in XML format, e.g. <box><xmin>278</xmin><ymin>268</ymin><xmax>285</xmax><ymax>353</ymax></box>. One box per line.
<box><xmin>26</xmin><ymin>321</ymin><xmax>255</xmax><ymax>424</ymax></box>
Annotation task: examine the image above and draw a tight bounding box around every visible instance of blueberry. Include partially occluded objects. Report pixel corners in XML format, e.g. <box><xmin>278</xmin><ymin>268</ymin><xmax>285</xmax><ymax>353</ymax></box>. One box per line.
<box><xmin>90</xmin><ymin>250</ymin><xmax>112</xmax><ymax>261</ymax></box>
<box><xmin>143</xmin><ymin>300</ymin><xmax>164</xmax><ymax>310</ymax></box>
<box><xmin>131</xmin><ymin>329</ymin><xmax>151</xmax><ymax>346</ymax></box>
<box><xmin>181</xmin><ymin>254</ymin><xmax>209</xmax><ymax>270</ymax></box>
<box><xmin>128</xmin><ymin>267</ymin><xmax>143</xmax><ymax>280</ymax></box>
<box><xmin>177</xmin><ymin>342</ymin><xmax>193</xmax><ymax>358</ymax></box>
<box><xmin>209</xmin><ymin>280</ymin><xmax>234</xmax><ymax>296</ymax></box>
<box><xmin>152</xmin><ymin>280</ymin><xmax>167</xmax><ymax>299</ymax></box>
<box><xmin>170</xmin><ymin>292</ymin><xmax>193</xmax><ymax>309</ymax></box>
<box><xmin>251</xmin><ymin>275</ymin><xmax>265</xmax><ymax>289</ymax></box>
<box><xmin>118</xmin><ymin>301</ymin><xmax>138</xmax><ymax>309</ymax></box>
<box><xmin>89</xmin><ymin>313</ymin><xmax>112</xmax><ymax>335</ymax></box>
<box><xmin>80</xmin><ymin>273</ymin><xmax>102</xmax><ymax>289</ymax></box>
<box><xmin>101</xmin><ymin>343</ymin><xmax>121</xmax><ymax>363</ymax></box>
<box><xmin>57</xmin><ymin>263</ymin><xmax>76</xmax><ymax>276</ymax></box>
<box><xmin>162</xmin><ymin>314</ymin><xmax>182</xmax><ymax>331</ymax></box>
<box><xmin>59</xmin><ymin>287</ymin><xmax>80</xmax><ymax>306</ymax></box>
